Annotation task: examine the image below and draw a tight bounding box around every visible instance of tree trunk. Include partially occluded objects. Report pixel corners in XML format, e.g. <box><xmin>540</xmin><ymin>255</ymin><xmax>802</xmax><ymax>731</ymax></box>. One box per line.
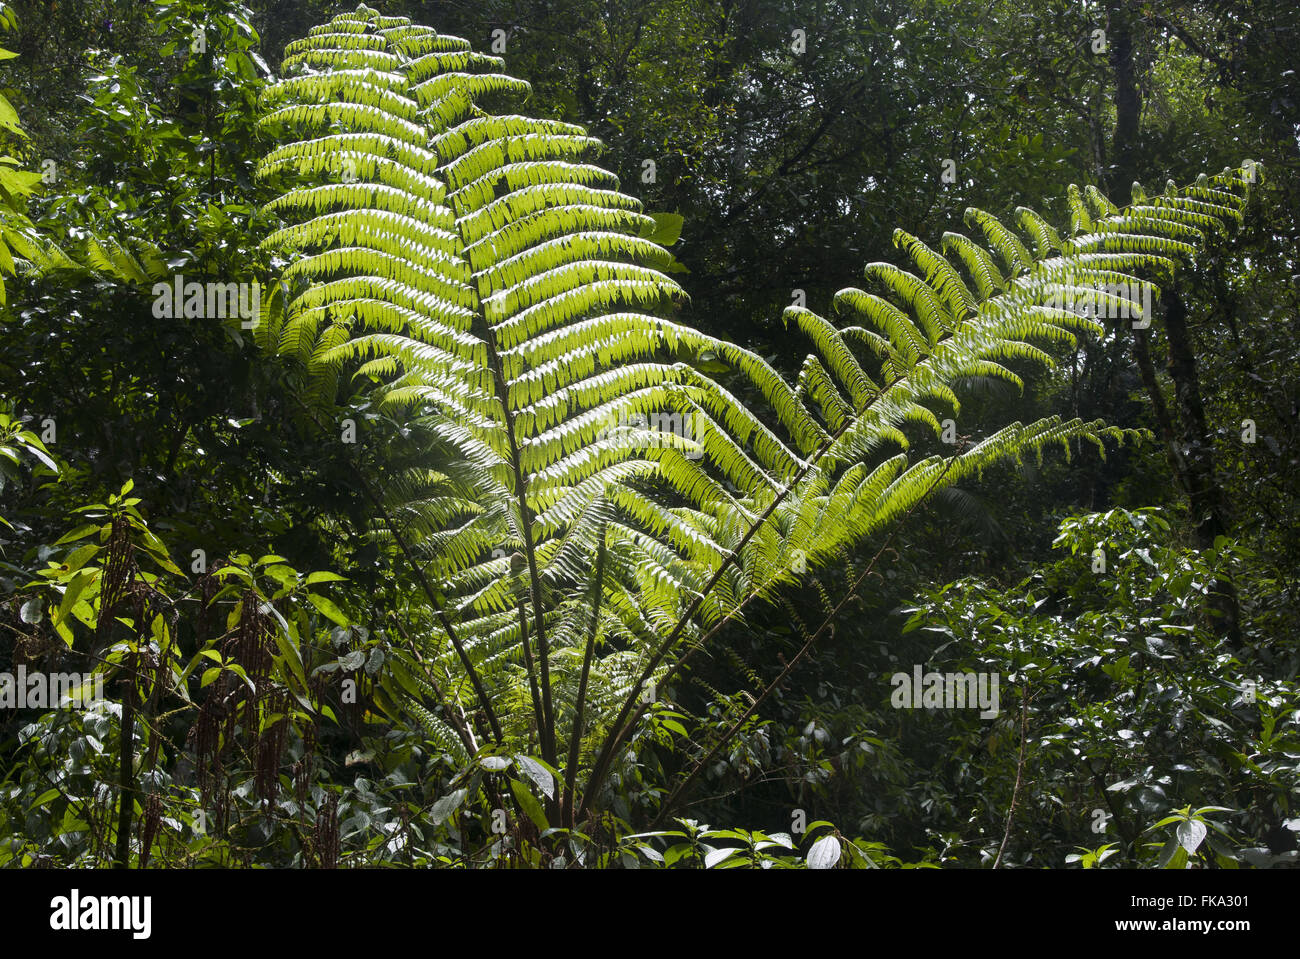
<box><xmin>1106</xmin><ymin>2</ymin><xmax>1241</xmax><ymax>644</ymax></box>
<box><xmin>1106</xmin><ymin>3</ymin><xmax>1141</xmax><ymax>192</ymax></box>
<box><xmin>1162</xmin><ymin>289</ymin><xmax>1241</xmax><ymax>643</ymax></box>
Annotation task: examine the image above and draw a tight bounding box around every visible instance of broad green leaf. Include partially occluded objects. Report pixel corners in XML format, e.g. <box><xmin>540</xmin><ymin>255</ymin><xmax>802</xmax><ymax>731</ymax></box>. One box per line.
<box><xmin>19</xmin><ymin>597</ymin><xmax>42</xmax><ymax>624</ymax></box>
<box><xmin>1176</xmin><ymin>819</ymin><xmax>1207</xmax><ymax>855</ymax></box>
<box><xmin>307</xmin><ymin>592</ymin><xmax>350</xmax><ymax>627</ymax></box>
<box><xmin>806</xmin><ymin>834</ymin><xmax>841</xmax><ymax>869</ymax></box>
<box><xmin>510</xmin><ymin>778</ymin><xmax>548</xmax><ymax>832</ymax></box>
<box><xmin>429</xmin><ymin>788</ymin><xmax>467</xmax><ymax>826</ymax></box>
<box><xmin>54</xmin><ymin>523</ymin><xmax>101</xmax><ymax>545</ymax></box>
<box><xmin>514</xmin><ymin>754</ymin><xmax>556</xmax><ymax>799</ymax></box>
<box><xmin>304</xmin><ymin>571</ymin><xmax>348</xmax><ymax>585</ymax></box>
<box><xmin>55</xmin><ymin>569</ymin><xmax>97</xmax><ymax>627</ymax></box>
<box><xmin>644</xmin><ymin>212</ymin><xmax>684</xmax><ymax>246</ymax></box>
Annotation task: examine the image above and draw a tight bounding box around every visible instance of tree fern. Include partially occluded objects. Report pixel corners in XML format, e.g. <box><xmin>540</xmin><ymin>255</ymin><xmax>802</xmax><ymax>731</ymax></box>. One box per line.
<box><xmin>254</xmin><ymin>5</ymin><xmax>1259</xmax><ymax>823</ymax></box>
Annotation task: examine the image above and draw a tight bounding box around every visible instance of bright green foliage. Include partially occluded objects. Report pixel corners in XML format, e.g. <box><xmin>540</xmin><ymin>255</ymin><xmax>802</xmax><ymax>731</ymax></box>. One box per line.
<box><xmin>252</xmin><ymin>6</ymin><xmax>1259</xmax><ymax>807</ymax></box>
<box><xmin>895</xmin><ymin>508</ymin><xmax>1298</xmax><ymax>868</ymax></box>
<box><xmin>0</xmin><ymin>5</ymin><xmax>77</xmax><ymax>302</ymax></box>
<box><xmin>0</xmin><ymin>409</ymin><xmax>57</xmax><ymax>509</ymax></box>
<box><xmin>0</xmin><ymin>480</ymin><xmax>354</xmax><ymax>868</ymax></box>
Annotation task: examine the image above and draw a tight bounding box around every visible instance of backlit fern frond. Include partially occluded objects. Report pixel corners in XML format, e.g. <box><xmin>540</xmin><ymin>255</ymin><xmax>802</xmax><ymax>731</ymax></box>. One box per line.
<box><xmin>255</xmin><ymin>6</ymin><xmax>1260</xmax><ymax>784</ymax></box>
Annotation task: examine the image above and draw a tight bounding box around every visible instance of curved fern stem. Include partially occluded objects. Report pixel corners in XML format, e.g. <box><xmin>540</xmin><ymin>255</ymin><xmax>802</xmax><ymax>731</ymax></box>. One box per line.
<box><xmin>576</xmin><ymin>418</ymin><xmax>852</xmax><ymax>822</ymax></box>
<box><xmin>648</xmin><ymin>450</ymin><xmax>960</xmax><ymax>827</ymax></box>
<box><xmin>562</xmin><ymin>529</ymin><xmax>606</xmax><ymax>828</ymax></box>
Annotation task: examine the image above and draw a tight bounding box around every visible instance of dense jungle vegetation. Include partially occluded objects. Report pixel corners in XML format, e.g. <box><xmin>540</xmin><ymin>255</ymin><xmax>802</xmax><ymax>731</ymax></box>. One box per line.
<box><xmin>0</xmin><ymin>0</ymin><xmax>1296</xmax><ymax>870</ymax></box>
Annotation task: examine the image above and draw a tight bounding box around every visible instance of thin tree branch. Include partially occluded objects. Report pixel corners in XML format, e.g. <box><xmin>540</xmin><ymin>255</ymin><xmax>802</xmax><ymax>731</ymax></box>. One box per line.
<box><xmin>992</xmin><ymin>682</ymin><xmax>1032</xmax><ymax>869</ymax></box>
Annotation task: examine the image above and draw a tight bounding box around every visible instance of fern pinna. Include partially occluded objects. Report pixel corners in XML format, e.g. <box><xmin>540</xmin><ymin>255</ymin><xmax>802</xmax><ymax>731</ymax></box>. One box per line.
<box><xmin>254</xmin><ymin>5</ymin><xmax>1257</xmax><ymax>824</ymax></box>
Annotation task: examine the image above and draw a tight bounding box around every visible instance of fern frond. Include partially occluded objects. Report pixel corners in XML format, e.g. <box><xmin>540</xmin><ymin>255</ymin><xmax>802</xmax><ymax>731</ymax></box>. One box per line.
<box><xmin>256</xmin><ymin>8</ymin><xmax>1259</xmax><ymax>780</ymax></box>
